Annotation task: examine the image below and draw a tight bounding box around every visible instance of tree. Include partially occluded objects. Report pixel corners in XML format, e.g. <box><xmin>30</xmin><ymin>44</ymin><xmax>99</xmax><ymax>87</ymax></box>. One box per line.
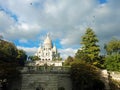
<box><xmin>64</xmin><ymin>56</ymin><xmax>74</xmax><ymax>66</ymax></box>
<box><xmin>70</xmin><ymin>61</ymin><xmax>105</xmax><ymax>90</ymax></box>
<box><xmin>104</xmin><ymin>38</ymin><xmax>120</xmax><ymax>71</ymax></box>
<box><xmin>75</xmin><ymin>49</ymin><xmax>90</xmax><ymax>62</ymax></box>
<box><xmin>80</xmin><ymin>28</ymin><xmax>100</xmax><ymax>65</ymax></box>
<box><xmin>104</xmin><ymin>38</ymin><xmax>120</xmax><ymax>55</ymax></box>
<box><xmin>0</xmin><ymin>40</ymin><xmax>27</xmax><ymax>89</ymax></box>
<box><xmin>0</xmin><ymin>40</ymin><xmax>18</xmax><ymax>62</ymax></box>
<box><xmin>28</xmin><ymin>55</ymin><xmax>40</xmax><ymax>61</ymax></box>
<box><xmin>0</xmin><ymin>39</ymin><xmax>27</xmax><ymax>65</ymax></box>
<box><xmin>104</xmin><ymin>54</ymin><xmax>120</xmax><ymax>71</ymax></box>
<box><xmin>17</xmin><ymin>49</ymin><xmax>27</xmax><ymax>66</ymax></box>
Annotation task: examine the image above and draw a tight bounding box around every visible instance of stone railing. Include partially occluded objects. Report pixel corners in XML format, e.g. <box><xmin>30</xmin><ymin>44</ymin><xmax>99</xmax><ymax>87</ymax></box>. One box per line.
<box><xmin>109</xmin><ymin>71</ymin><xmax>120</xmax><ymax>81</ymax></box>
<box><xmin>21</xmin><ymin>66</ymin><xmax>70</xmax><ymax>74</ymax></box>
<box><xmin>101</xmin><ymin>70</ymin><xmax>120</xmax><ymax>90</ymax></box>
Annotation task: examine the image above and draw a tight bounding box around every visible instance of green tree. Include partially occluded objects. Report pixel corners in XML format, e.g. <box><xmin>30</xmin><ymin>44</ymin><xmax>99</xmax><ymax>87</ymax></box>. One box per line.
<box><xmin>104</xmin><ymin>54</ymin><xmax>120</xmax><ymax>71</ymax></box>
<box><xmin>75</xmin><ymin>49</ymin><xmax>90</xmax><ymax>62</ymax></box>
<box><xmin>0</xmin><ymin>40</ymin><xmax>27</xmax><ymax>88</ymax></box>
<box><xmin>28</xmin><ymin>55</ymin><xmax>40</xmax><ymax>61</ymax></box>
<box><xmin>80</xmin><ymin>28</ymin><xmax>100</xmax><ymax>65</ymax></box>
<box><xmin>104</xmin><ymin>38</ymin><xmax>120</xmax><ymax>55</ymax></box>
<box><xmin>64</xmin><ymin>56</ymin><xmax>74</xmax><ymax>66</ymax></box>
<box><xmin>0</xmin><ymin>39</ymin><xmax>18</xmax><ymax>62</ymax></box>
<box><xmin>104</xmin><ymin>38</ymin><xmax>120</xmax><ymax>71</ymax></box>
<box><xmin>17</xmin><ymin>49</ymin><xmax>27</xmax><ymax>66</ymax></box>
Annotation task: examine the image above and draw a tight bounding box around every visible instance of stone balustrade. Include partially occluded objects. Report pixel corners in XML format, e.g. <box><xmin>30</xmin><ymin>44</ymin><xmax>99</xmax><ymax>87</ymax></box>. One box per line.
<box><xmin>21</xmin><ymin>66</ymin><xmax>70</xmax><ymax>74</ymax></box>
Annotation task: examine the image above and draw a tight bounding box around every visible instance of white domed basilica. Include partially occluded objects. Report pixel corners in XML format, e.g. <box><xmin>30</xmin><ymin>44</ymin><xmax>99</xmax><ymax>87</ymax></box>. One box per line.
<box><xmin>34</xmin><ymin>33</ymin><xmax>62</xmax><ymax>66</ymax></box>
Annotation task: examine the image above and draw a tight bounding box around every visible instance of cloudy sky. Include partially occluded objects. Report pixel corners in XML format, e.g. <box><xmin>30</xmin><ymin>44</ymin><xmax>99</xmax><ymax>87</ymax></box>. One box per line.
<box><xmin>0</xmin><ymin>0</ymin><xmax>120</xmax><ymax>59</ymax></box>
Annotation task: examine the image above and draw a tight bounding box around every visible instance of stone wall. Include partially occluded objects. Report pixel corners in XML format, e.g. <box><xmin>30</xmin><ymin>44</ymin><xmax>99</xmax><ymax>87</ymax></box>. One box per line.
<box><xmin>109</xmin><ymin>71</ymin><xmax>120</xmax><ymax>81</ymax></box>
<box><xmin>11</xmin><ymin>66</ymin><xmax>72</xmax><ymax>90</ymax></box>
<box><xmin>21</xmin><ymin>73</ymin><xmax>71</xmax><ymax>90</ymax></box>
<box><xmin>101</xmin><ymin>70</ymin><xmax>120</xmax><ymax>90</ymax></box>
<box><xmin>12</xmin><ymin>68</ymin><xmax>120</xmax><ymax>90</ymax></box>
<box><xmin>11</xmin><ymin>73</ymin><xmax>72</xmax><ymax>90</ymax></box>
<box><xmin>101</xmin><ymin>70</ymin><xmax>110</xmax><ymax>90</ymax></box>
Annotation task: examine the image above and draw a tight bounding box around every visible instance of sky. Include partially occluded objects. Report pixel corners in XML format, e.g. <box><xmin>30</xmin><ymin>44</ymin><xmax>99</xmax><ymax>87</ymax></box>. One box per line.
<box><xmin>0</xmin><ymin>0</ymin><xmax>120</xmax><ymax>59</ymax></box>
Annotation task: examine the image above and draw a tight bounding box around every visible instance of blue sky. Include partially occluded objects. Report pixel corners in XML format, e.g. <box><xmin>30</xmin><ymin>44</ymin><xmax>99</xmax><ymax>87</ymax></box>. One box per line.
<box><xmin>0</xmin><ymin>0</ymin><xmax>120</xmax><ymax>59</ymax></box>
<box><xmin>99</xmin><ymin>0</ymin><xmax>107</xmax><ymax>4</ymax></box>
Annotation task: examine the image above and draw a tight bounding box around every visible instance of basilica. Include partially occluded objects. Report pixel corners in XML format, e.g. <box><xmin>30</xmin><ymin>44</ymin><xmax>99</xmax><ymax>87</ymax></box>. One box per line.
<box><xmin>34</xmin><ymin>33</ymin><xmax>62</xmax><ymax>66</ymax></box>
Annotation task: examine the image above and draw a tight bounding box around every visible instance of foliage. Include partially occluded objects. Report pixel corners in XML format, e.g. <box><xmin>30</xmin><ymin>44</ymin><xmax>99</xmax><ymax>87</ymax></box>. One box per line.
<box><xmin>53</xmin><ymin>57</ymin><xmax>62</xmax><ymax>61</ymax></box>
<box><xmin>0</xmin><ymin>62</ymin><xmax>21</xmax><ymax>80</ymax></box>
<box><xmin>52</xmin><ymin>53</ymin><xmax>62</xmax><ymax>61</ymax></box>
<box><xmin>70</xmin><ymin>61</ymin><xmax>105</xmax><ymax>90</ymax></box>
<box><xmin>0</xmin><ymin>40</ymin><xmax>18</xmax><ymax>62</ymax></box>
<box><xmin>75</xmin><ymin>49</ymin><xmax>90</xmax><ymax>62</ymax></box>
<box><xmin>17</xmin><ymin>49</ymin><xmax>27</xmax><ymax>66</ymax></box>
<box><xmin>0</xmin><ymin>39</ymin><xmax>27</xmax><ymax>88</ymax></box>
<box><xmin>104</xmin><ymin>54</ymin><xmax>120</xmax><ymax>71</ymax></box>
<box><xmin>104</xmin><ymin>38</ymin><xmax>120</xmax><ymax>55</ymax></box>
<box><xmin>28</xmin><ymin>55</ymin><xmax>40</xmax><ymax>61</ymax></box>
<box><xmin>96</xmin><ymin>55</ymin><xmax>106</xmax><ymax>69</ymax></box>
<box><xmin>58</xmin><ymin>57</ymin><xmax>63</xmax><ymax>61</ymax></box>
<box><xmin>0</xmin><ymin>39</ymin><xmax>27</xmax><ymax>65</ymax></box>
<box><xmin>63</xmin><ymin>56</ymin><xmax>74</xmax><ymax>66</ymax></box>
<box><xmin>76</xmin><ymin>28</ymin><xmax>100</xmax><ymax>66</ymax></box>
<box><xmin>104</xmin><ymin>38</ymin><xmax>120</xmax><ymax>71</ymax></box>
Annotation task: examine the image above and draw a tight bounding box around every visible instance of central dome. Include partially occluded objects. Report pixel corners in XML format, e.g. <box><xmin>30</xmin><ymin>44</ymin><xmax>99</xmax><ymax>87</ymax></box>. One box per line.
<box><xmin>44</xmin><ymin>33</ymin><xmax>52</xmax><ymax>48</ymax></box>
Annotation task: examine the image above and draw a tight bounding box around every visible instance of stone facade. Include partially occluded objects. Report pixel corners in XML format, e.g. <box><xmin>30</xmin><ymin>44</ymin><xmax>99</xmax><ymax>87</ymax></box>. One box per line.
<box><xmin>34</xmin><ymin>33</ymin><xmax>63</xmax><ymax>66</ymax></box>
<box><xmin>35</xmin><ymin>33</ymin><xmax>60</xmax><ymax>61</ymax></box>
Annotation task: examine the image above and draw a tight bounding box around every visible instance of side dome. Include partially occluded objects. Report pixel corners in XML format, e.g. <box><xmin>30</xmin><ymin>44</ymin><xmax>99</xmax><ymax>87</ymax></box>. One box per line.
<box><xmin>53</xmin><ymin>44</ymin><xmax>57</xmax><ymax>53</ymax></box>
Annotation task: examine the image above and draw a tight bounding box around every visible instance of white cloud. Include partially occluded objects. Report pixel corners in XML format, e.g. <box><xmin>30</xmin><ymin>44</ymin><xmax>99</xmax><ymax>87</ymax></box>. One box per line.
<box><xmin>0</xmin><ymin>11</ymin><xmax>15</xmax><ymax>31</ymax></box>
<box><xmin>19</xmin><ymin>38</ymin><xmax>28</xmax><ymax>43</ymax></box>
<box><xmin>0</xmin><ymin>0</ymin><xmax>120</xmax><ymax>58</ymax></box>
<box><xmin>59</xmin><ymin>48</ymin><xmax>77</xmax><ymax>59</ymax></box>
<box><xmin>17</xmin><ymin>46</ymin><xmax>38</xmax><ymax>56</ymax></box>
<box><xmin>1</xmin><ymin>22</ymin><xmax>41</xmax><ymax>40</ymax></box>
